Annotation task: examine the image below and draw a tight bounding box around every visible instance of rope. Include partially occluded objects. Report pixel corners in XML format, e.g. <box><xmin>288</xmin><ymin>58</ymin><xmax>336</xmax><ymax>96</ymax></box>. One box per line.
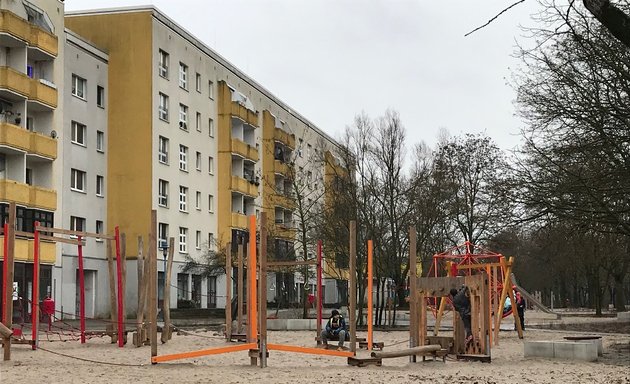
<box><xmin>37</xmin><ymin>346</ymin><xmax>146</xmax><ymax>367</ymax></box>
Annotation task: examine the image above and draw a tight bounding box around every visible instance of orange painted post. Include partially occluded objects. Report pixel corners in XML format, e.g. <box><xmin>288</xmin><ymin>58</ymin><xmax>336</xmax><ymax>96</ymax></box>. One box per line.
<box><xmin>367</xmin><ymin>239</ymin><xmax>373</xmax><ymax>351</ymax></box>
<box><xmin>259</xmin><ymin>212</ymin><xmax>267</xmax><ymax>368</ymax></box>
<box><xmin>151</xmin><ymin>342</ymin><xmax>257</xmax><ymax>363</ymax></box>
<box><xmin>267</xmin><ymin>343</ymin><xmax>354</xmax><ymax>358</ymax></box>
<box><xmin>248</xmin><ymin>215</ymin><xmax>257</xmax><ymax>364</ymax></box>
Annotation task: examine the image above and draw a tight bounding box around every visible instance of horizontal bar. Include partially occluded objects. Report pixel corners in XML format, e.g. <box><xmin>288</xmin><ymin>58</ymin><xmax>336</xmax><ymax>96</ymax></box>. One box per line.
<box><xmin>39</xmin><ymin>234</ymin><xmax>83</xmax><ymax>246</ymax></box>
<box><xmin>151</xmin><ymin>342</ymin><xmax>257</xmax><ymax>363</ymax></box>
<box><xmin>267</xmin><ymin>343</ymin><xmax>354</xmax><ymax>357</ymax></box>
<box><xmin>34</xmin><ymin>225</ymin><xmax>115</xmax><ymax>240</ymax></box>
<box><xmin>15</xmin><ymin>230</ymin><xmax>34</xmax><ymax>238</ymax></box>
<box><xmin>267</xmin><ymin>260</ymin><xmax>317</xmax><ymax>268</ymax></box>
<box><xmin>457</xmin><ymin>262</ymin><xmax>511</xmax><ymax>269</ymax></box>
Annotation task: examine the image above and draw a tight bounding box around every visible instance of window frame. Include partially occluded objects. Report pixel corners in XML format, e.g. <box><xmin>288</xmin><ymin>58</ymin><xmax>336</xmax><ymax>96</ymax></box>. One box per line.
<box><xmin>96</xmin><ymin>130</ymin><xmax>104</xmax><ymax>152</ymax></box>
<box><xmin>70</xmin><ymin>215</ymin><xmax>86</xmax><ymax>232</ymax></box>
<box><xmin>158</xmin><ymin>49</ymin><xmax>169</xmax><ymax>79</ymax></box>
<box><xmin>159</xmin><ymin>93</ymin><xmax>169</xmax><ymax>121</ymax></box>
<box><xmin>158</xmin><ymin>136</ymin><xmax>169</xmax><ymax>164</ymax></box>
<box><xmin>195</xmin><ymin>191</ymin><xmax>201</xmax><ymax>210</ymax></box>
<box><xmin>179</xmin><ymin>103</ymin><xmax>188</xmax><ymax>130</ymax></box>
<box><xmin>71</xmin><ymin>121</ymin><xmax>86</xmax><ymax>146</ymax></box>
<box><xmin>195</xmin><ymin>73</ymin><xmax>202</xmax><ymax>93</ymax></box>
<box><xmin>179</xmin><ymin>227</ymin><xmax>188</xmax><ymax>253</ymax></box>
<box><xmin>208</xmin><ymin>194</ymin><xmax>214</xmax><ymax>213</ymax></box>
<box><xmin>96</xmin><ymin>175</ymin><xmax>104</xmax><ymax>197</ymax></box>
<box><xmin>96</xmin><ymin>85</ymin><xmax>105</xmax><ymax>108</ymax></box>
<box><xmin>179</xmin><ymin>62</ymin><xmax>188</xmax><ymax>90</ymax></box>
<box><xmin>179</xmin><ymin>145</ymin><xmax>188</xmax><ymax>171</ymax></box>
<box><xmin>95</xmin><ymin>220</ymin><xmax>104</xmax><ymax>242</ymax></box>
<box><xmin>179</xmin><ymin>185</ymin><xmax>188</xmax><ymax>212</ymax></box>
<box><xmin>158</xmin><ymin>179</ymin><xmax>169</xmax><ymax>207</ymax></box>
<box><xmin>208</xmin><ymin>80</ymin><xmax>214</xmax><ymax>99</ymax></box>
<box><xmin>208</xmin><ymin>156</ymin><xmax>214</xmax><ymax>175</ymax></box>
<box><xmin>72</xmin><ymin>74</ymin><xmax>87</xmax><ymax>100</ymax></box>
<box><xmin>209</xmin><ymin>118</ymin><xmax>214</xmax><ymax>137</ymax></box>
<box><xmin>70</xmin><ymin>168</ymin><xmax>86</xmax><ymax>193</ymax></box>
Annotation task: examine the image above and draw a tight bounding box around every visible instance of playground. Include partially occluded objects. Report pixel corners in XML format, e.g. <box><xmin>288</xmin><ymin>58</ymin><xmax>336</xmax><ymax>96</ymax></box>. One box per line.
<box><xmin>1</xmin><ymin>311</ymin><xmax>628</xmax><ymax>384</ymax></box>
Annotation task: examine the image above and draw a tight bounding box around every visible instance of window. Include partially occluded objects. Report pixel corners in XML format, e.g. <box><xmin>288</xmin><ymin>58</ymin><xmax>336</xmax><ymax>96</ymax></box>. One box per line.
<box><xmin>158</xmin><ymin>179</ymin><xmax>169</xmax><ymax>207</ymax></box>
<box><xmin>179</xmin><ymin>62</ymin><xmax>188</xmax><ymax>89</ymax></box>
<box><xmin>195</xmin><ymin>191</ymin><xmax>201</xmax><ymax>210</ymax></box>
<box><xmin>209</xmin><ymin>118</ymin><xmax>214</xmax><ymax>137</ymax></box>
<box><xmin>195</xmin><ymin>230</ymin><xmax>201</xmax><ymax>249</ymax></box>
<box><xmin>96</xmin><ymin>131</ymin><xmax>104</xmax><ymax>152</ymax></box>
<box><xmin>158</xmin><ymin>49</ymin><xmax>169</xmax><ymax>78</ymax></box>
<box><xmin>71</xmin><ymin>121</ymin><xmax>86</xmax><ymax>146</ymax></box>
<box><xmin>208</xmin><ymin>194</ymin><xmax>214</xmax><ymax>213</ymax></box>
<box><xmin>97</xmin><ymin>86</ymin><xmax>105</xmax><ymax>108</ymax></box>
<box><xmin>96</xmin><ymin>175</ymin><xmax>104</xmax><ymax>197</ymax></box>
<box><xmin>196</xmin><ymin>112</ymin><xmax>201</xmax><ymax>132</ymax></box>
<box><xmin>158</xmin><ymin>223</ymin><xmax>169</xmax><ymax>247</ymax></box>
<box><xmin>208</xmin><ymin>156</ymin><xmax>214</xmax><ymax>175</ymax></box>
<box><xmin>95</xmin><ymin>220</ymin><xmax>103</xmax><ymax>241</ymax></box>
<box><xmin>159</xmin><ymin>93</ymin><xmax>169</xmax><ymax>121</ymax></box>
<box><xmin>195</xmin><ymin>151</ymin><xmax>201</xmax><ymax>171</ymax></box>
<box><xmin>158</xmin><ymin>136</ymin><xmax>169</xmax><ymax>164</ymax></box>
<box><xmin>179</xmin><ymin>145</ymin><xmax>188</xmax><ymax>171</ymax></box>
<box><xmin>208</xmin><ymin>80</ymin><xmax>214</xmax><ymax>99</ymax></box>
<box><xmin>179</xmin><ymin>104</ymin><xmax>188</xmax><ymax>130</ymax></box>
<box><xmin>208</xmin><ymin>233</ymin><xmax>215</xmax><ymax>249</ymax></box>
<box><xmin>196</xmin><ymin>73</ymin><xmax>201</xmax><ymax>92</ymax></box>
<box><xmin>179</xmin><ymin>227</ymin><xmax>188</xmax><ymax>253</ymax></box>
<box><xmin>179</xmin><ymin>186</ymin><xmax>188</xmax><ymax>212</ymax></box>
<box><xmin>71</xmin><ymin>169</ymin><xmax>86</xmax><ymax>192</ymax></box>
<box><xmin>72</xmin><ymin>74</ymin><xmax>86</xmax><ymax>99</ymax></box>
<box><xmin>70</xmin><ymin>216</ymin><xmax>86</xmax><ymax>232</ymax></box>
<box><xmin>307</xmin><ymin>144</ymin><xmax>312</xmax><ymax>159</ymax></box>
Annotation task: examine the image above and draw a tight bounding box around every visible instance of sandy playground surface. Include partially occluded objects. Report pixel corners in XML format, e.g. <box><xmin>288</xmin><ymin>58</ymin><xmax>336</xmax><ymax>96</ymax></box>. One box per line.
<box><xmin>1</xmin><ymin>312</ymin><xmax>629</xmax><ymax>384</ymax></box>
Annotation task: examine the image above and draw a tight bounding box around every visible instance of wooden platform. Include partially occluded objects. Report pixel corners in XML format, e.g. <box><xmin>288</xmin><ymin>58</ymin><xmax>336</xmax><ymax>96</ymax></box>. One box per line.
<box><xmin>347</xmin><ymin>356</ymin><xmax>382</xmax><ymax>367</ymax></box>
<box><xmin>456</xmin><ymin>354</ymin><xmax>491</xmax><ymax>363</ymax></box>
<box><xmin>358</xmin><ymin>341</ymin><xmax>384</xmax><ymax>350</ymax></box>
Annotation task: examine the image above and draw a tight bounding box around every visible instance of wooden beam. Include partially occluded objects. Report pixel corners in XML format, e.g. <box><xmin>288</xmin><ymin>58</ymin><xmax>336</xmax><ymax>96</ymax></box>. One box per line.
<box><xmin>371</xmin><ymin>345</ymin><xmax>440</xmax><ymax>359</ymax></box>
<box><xmin>259</xmin><ymin>212</ymin><xmax>267</xmax><ymax>368</ymax></box>
<box><xmin>266</xmin><ymin>260</ymin><xmax>317</xmax><ymax>268</ymax></box>
<box><xmin>161</xmin><ymin>237</ymin><xmax>175</xmax><ymax>343</ymax></box>
<box><xmin>225</xmin><ymin>242</ymin><xmax>232</xmax><ymax>341</ymax></box>
<box><xmin>408</xmin><ymin>226</ymin><xmax>417</xmax><ymax>362</ymax></box>
<box><xmin>39</xmin><ymin>235</ymin><xmax>83</xmax><ymax>246</ymax></box>
<box><xmin>267</xmin><ymin>343</ymin><xmax>354</xmax><ymax>358</ymax></box>
<box><xmin>237</xmin><ymin>243</ymin><xmax>243</xmax><ymax>334</ymax></box>
<box><xmin>135</xmin><ymin>236</ymin><xmax>145</xmax><ymax>347</ymax></box>
<box><xmin>106</xmin><ymin>240</ymin><xmax>117</xmax><ymax>343</ymax></box>
<box><xmin>149</xmin><ymin>211</ymin><xmax>158</xmax><ymax>358</ymax></box>
<box><xmin>367</xmin><ymin>239</ymin><xmax>373</xmax><ymax>351</ymax></box>
<box><xmin>456</xmin><ymin>261</ymin><xmax>512</xmax><ymax>270</ymax></box>
<box><xmin>34</xmin><ymin>225</ymin><xmax>115</xmax><ymax>240</ymax></box>
<box><xmin>151</xmin><ymin>342</ymin><xmax>257</xmax><ymax>363</ymax></box>
<box><xmin>248</xmin><ymin>215</ymin><xmax>257</xmax><ymax>367</ymax></box>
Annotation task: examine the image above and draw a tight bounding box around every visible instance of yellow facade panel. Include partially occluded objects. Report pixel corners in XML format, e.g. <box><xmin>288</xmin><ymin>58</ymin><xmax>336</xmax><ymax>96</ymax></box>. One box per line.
<box><xmin>0</xmin><ymin>66</ymin><xmax>30</xmax><ymax>97</ymax></box>
<box><xmin>1</xmin><ymin>237</ymin><xmax>55</xmax><ymax>264</ymax></box>
<box><xmin>231</xmin><ymin>138</ymin><xmax>259</xmax><ymax>162</ymax></box>
<box><xmin>273</xmin><ymin>127</ymin><xmax>295</xmax><ymax>149</ymax></box>
<box><xmin>0</xmin><ymin>122</ymin><xmax>30</xmax><ymax>150</ymax></box>
<box><xmin>0</xmin><ymin>10</ymin><xmax>30</xmax><ymax>43</ymax></box>
<box><xmin>29</xmin><ymin>132</ymin><xmax>57</xmax><ymax>159</ymax></box>
<box><xmin>29</xmin><ymin>26</ymin><xmax>58</xmax><ymax>57</ymax></box>
<box><xmin>231</xmin><ymin>212</ymin><xmax>247</xmax><ymax>230</ymax></box>
<box><xmin>29</xmin><ymin>78</ymin><xmax>57</xmax><ymax>108</ymax></box>
<box><xmin>230</xmin><ymin>175</ymin><xmax>258</xmax><ymax>197</ymax></box>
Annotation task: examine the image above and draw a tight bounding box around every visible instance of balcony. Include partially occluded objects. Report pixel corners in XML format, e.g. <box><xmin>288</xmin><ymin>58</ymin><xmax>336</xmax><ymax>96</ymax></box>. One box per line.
<box><xmin>0</xmin><ymin>11</ymin><xmax>57</xmax><ymax>58</ymax></box>
<box><xmin>231</xmin><ymin>212</ymin><xmax>248</xmax><ymax>230</ymax></box>
<box><xmin>0</xmin><ymin>123</ymin><xmax>57</xmax><ymax>159</ymax></box>
<box><xmin>0</xmin><ymin>179</ymin><xmax>56</xmax><ymax>210</ymax></box>
<box><xmin>29</xmin><ymin>78</ymin><xmax>57</xmax><ymax>109</ymax></box>
<box><xmin>274</xmin><ymin>159</ymin><xmax>291</xmax><ymax>177</ymax></box>
<box><xmin>270</xmin><ymin>193</ymin><xmax>296</xmax><ymax>209</ymax></box>
<box><xmin>4</xmin><ymin>237</ymin><xmax>56</xmax><ymax>264</ymax></box>
<box><xmin>231</xmin><ymin>139</ymin><xmax>259</xmax><ymax>162</ymax></box>
<box><xmin>274</xmin><ymin>224</ymin><xmax>296</xmax><ymax>239</ymax></box>
<box><xmin>274</xmin><ymin>128</ymin><xmax>295</xmax><ymax>149</ymax></box>
<box><xmin>230</xmin><ymin>175</ymin><xmax>258</xmax><ymax>197</ymax></box>
<box><xmin>231</xmin><ymin>101</ymin><xmax>258</xmax><ymax>127</ymax></box>
<box><xmin>0</xmin><ymin>66</ymin><xmax>30</xmax><ymax>100</ymax></box>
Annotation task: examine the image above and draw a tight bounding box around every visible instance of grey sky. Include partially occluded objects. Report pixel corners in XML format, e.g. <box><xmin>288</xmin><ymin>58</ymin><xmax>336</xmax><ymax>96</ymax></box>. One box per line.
<box><xmin>64</xmin><ymin>0</ymin><xmax>542</xmax><ymax>153</ymax></box>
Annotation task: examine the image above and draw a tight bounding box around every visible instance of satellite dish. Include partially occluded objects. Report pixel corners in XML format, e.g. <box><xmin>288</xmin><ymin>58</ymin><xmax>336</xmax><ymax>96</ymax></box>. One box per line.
<box><xmin>50</xmin><ymin>130</ymin><xmax>57</xmax><ymax>139</ymax></box>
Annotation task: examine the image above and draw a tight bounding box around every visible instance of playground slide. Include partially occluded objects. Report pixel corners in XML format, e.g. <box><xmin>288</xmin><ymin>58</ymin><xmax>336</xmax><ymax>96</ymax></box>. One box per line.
<box><xmin>511</xmin><ymin>273</ymin><xmax>562</xmax><ymax>319</ymax></box>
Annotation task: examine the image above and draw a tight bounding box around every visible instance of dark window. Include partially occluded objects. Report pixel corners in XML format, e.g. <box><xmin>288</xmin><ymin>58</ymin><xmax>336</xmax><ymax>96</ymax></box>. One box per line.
<box><xmin>0</xmin><ymin>204</ymin><xmax>53</xmax><ymax>232</ymax></box>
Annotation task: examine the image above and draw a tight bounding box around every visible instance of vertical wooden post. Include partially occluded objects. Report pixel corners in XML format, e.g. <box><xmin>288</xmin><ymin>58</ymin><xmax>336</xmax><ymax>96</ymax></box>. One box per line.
<box><xmin>348</xmin><ymin>220</ymin><xmax>356</xmax><ymax>354</ymax></box>
<box><xmin>31</xmin><ymin>219</ymin><xmax>39</xmax><ymax>350</ymax></box>
<box><xmin>225</xmin><ymin>242</ymin><xmax>232</xmax><ymax>340</ymax></box>
<box><xmin>161</xmin><ymin>237</ymin><xmax>174</xmax><ymax>343</ymax></box>
<box><xmin>408</xmin><ymin>226</ymin><xmax>417</xmax><ymax>362</ymax></box>
<box><xmin>316</xmin><ymin>239</ymin><xmax>323</xmax><ymax>342</ymax></box>
<box><xmin>135</xmin><ymin>236</ymin><xmax>145</xmax><ymax>347</ymax></box>
<box><xmin>259</xmin><ymin>212</ymin><xmax>267</xmax><ymax>368</ymax></box>
<box><xmin>78</xmin><ymin>235</ymin><xmax>86</xmax><ymax>344</ymax></box>
<box><xmin>149</xmin><ymin>211</ymin><xmax>158</xmax><ymax>358</ymax></box>
<box><xmin>248</xmin><ymin>215</ymin><xmax>257</xmax><ymax>366</ymax></box>
<box><xmin>3</xmin><ymin>210</ymin><xmax>14</xmax><ymax>361</ymax></box>
<box><xmin>114</xmin><ymin>227</ymin><xmax>124</xmax><ymax>347</ymax></box>
<box><xmin>106</xmin><ymin>240</ymin><xmax>118</xmax><ymax>343</ymax></box>
<box><xmin>120</xmin><ymin>233</ymin><xmax>127</xmax><ymax>344</ymax></box>
<box><xmin>367</xmin><ymin>239</ymin><xmax>373</xmax><ymax>351</ymax></box>
<box><xmin>237</xmin><ymin>243</ymin><xmax>244</xmax><ymax>334</ymax></box>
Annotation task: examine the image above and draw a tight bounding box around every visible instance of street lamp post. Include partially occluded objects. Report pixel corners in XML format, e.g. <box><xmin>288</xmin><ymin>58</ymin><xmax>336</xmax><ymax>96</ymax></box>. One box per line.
<box><xmin>158</xmin><ymin>241</ymin><xmax>169</xmax><ymax>318</ymax></box>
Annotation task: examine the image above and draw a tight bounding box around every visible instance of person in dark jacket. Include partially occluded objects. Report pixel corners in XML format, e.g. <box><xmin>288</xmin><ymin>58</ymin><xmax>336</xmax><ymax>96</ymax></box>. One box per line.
<box><xmin>320</xmin><ymin>309</ymin><xmax>347</xmax><ymax>350</ymax></box>
<box><xmin>515</xmin><ymin>291</ymin><xmax>526</xmax><ymax>330</ymax></box>
<box><xmin>450</xmin><ymin>286</ymin><xmax>473</xmax><ymax>345</ymax></box>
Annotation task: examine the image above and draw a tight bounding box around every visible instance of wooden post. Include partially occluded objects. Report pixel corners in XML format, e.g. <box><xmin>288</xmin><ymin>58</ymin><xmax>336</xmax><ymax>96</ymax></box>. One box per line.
<box><xmin>161</xmin><ymin>237</ymin><xmax>175</xmax><ymax>343</ymax></box>
<box><xmin>120</xmin><ymin>233</ymin><xmax>127</xmax><ymax>344</ymax></box>
<box><xmin>114</xmin><ymin>227</ymin><xmax>124</xmax><ymax>347</ymax></box>
<box><xmin>408</xmin><ymin>226</ymin><xmax>417</xmax><ymax>362</ymax></box>
<box><xmin>225</xmin><ymin>242</ymin><xmax>232</xmax><ymax>340</ymax></box>
<box><xmin>349</xmin><ymin>220</ymin><xmax>356</xmax><ymax>354</ymax></box>
<box><xmin>135</xmin><ymin>236</ymin><xmax>145</xmax><ymax>347</ymax></box>
<box><xmin>237</xmin><ymin>243</ymin><xmax>244</xmax><ymax>334</ymax></box>
<box><xmin>2</xmin><ymin>222</ymin><xmax>7</xmax><ymax>326</ymax></box>
<box><xmin>316</xmin><ymin>240</ymin><xmax>323</xmax><ymax>343</ymax></box>
<box><xmin>106</xmin><ymin>240</ymin><xmax>118</xmax><ymax>343</ymax></box>
<box><xmin>3</xmin><ymin>202</ymin><xmax>15</xmax><ymax>361</ymax></box>
<box><xmin>248</xmin><ymin>215</ymin><xmax>257</xmax><ymax>366</ymax></box>
<box><xmin>367</xmin><ymin>239</ymin><xmax>373</xmax><ymax>351</ymax></box>
<box><xmin>31</xmin><ymin>217</ymin><xmax>39</xmax><ymax>350</ymax></box>
<box><xmin>78</xmin><ymin>235</ymin><xmax>86</xmax><ymax>344</ymax></box>
<box><xmin>149</xmin><ymin>211</ymin><xmax>158</xmax><ymax>359</ymax></box>
<box><xmin>259</xmin><ymin>212</ymin><xmax>267</xmax><ymax>368</ymax></box>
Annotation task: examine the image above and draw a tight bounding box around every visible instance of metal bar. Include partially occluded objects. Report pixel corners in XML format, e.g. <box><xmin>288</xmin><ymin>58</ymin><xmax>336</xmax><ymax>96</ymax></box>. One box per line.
<box><xmin>31</xmin><ymin>220</ymin><xmax>39</xmax><ymax>350</ymax></box>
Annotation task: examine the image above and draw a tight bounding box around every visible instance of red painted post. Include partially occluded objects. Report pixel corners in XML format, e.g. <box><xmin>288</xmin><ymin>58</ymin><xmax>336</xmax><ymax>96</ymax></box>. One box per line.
<box><xmin>32</xmin><ymin>221</ymin><xmax>40</xmax><ymax>350</ymax></box>
<box><xmin>78</xmin><ymin>235</ymin><xmax>85</xmax><ymax>344</ymax></box>
<box><xmin>2</xmin><ymin>223</ymin><xmax>7</xmax><ymax>324</ymax></box>
<box><xmin>114</xmin><ymin>227</ymin><xmax>124</xmax><ymax>347</ymax></box>
<box><xmin>316</xmin><ymin>240</ymin><xmax>322</xmax><ymax>339</ymax></box>
<box><xmin>367</xmin><ymin>239</ymin><xmax>373</xmax><ymax>350</ymax></box>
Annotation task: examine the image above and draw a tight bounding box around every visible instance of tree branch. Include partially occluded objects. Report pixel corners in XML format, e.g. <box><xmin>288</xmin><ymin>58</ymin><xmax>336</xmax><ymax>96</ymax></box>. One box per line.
<box><xmin>464</xmin><ymin>0</ymin><xmax>527</xmax><ymax>37</ymax></box>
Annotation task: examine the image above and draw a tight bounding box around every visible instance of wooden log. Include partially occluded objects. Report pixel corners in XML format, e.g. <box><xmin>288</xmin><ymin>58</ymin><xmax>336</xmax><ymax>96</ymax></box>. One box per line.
<box><xmin>408</xmin><ymin>226</ymin><xmax>417</xmax><ymax>363</ymax></box>
<box><xmin>120</xmin><ymin>233</ymin><xmax>127</xmax><ymax>338</ymax></box>
<box><xmin>135</xmin><ymin>236</ymin><xmax>145</xmax><ymax>347</ymax></box>
<box><xmin>107</xmin><ymin>241</ymin><xmax>118</xmax><ymax>343</ymax></box>
<box><xmin>161</xmin><ymin>237</ymin><xmax>175</xmax><ymax>343</ymax></box>
<box><xmin>0</xmin><ymin>322</ymin><xmax>12</xmax><ymax>338</ymax></box>
<box><xmin>149</xmin><ymin>211</ymin><xmax>158</xmax><ymax>358</ymax></box>
<box><xmin>371</xmin><ymin>344</ymin><xmax>441</xmax><ymax>359</ymax></box>
<box><xmin>225</xmin><ymin>242</ymin><xmax>232</xmax><ymax>340</ymax></box>
<box><xmin>259</xmin><ymin>212</ymin><xmax>267</xmax><ymax>368</ymax></box>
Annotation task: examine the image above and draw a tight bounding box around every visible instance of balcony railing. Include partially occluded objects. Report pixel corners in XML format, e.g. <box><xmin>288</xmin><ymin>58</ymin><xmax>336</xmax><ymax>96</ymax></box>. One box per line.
<box><xmin>230</xmin><ymin>212</ymin><xmax>248</xmax><ymax>229</ymax></box>
<box><xmin>274</xmin><ymin>127</ymin><xmax>295</xmax><ymax>149</ymax></box>
<box><xmin>29</xmin><ymin>78</ymin><xmax>57</xmax><ymax>108</ymax></box>
<box><xmin>0</xmin><ymin>122</ymin><xmax>57</xmax><ymax>159</ymax></box>
<box><xmin>231</xmin><ymin>138</ymin><xmax>259</xmax><ymax>162</ymax></box>
<box><xmin>0</xmin><ymin>179</ymin><xmax>56</xmax><ymax>210</ymax></box>
<box><xmin>231</xmin><ymin>101</ymin><xmax>258</xmax><ymax>127</ymax></box>
<box><xmin>0</xmin><ymin>10</ymin><xmax>58</xmax><ymax>58</ymax></box>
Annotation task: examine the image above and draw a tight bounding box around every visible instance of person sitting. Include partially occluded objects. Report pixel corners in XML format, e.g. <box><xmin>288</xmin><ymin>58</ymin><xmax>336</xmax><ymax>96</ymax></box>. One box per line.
<box><xmin>320</xmin><ymin>309</ymin><xmax>347</xmax><ymax>350</ymax></box>
<box><xmin>450</xmin><ymin>286</ymin><xmax>473</xmax><ymax>346</ymax></box>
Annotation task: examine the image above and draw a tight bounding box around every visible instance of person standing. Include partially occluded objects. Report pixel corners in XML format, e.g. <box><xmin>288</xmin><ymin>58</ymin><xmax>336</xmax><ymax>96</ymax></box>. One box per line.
<box><xmin>450</xmin><ymin>286</ymin><xmax>473</xmax><ymax>346</ymax></box>
<box><xmin>515</xmin><ymin>291</ymin><xmax>526</xmax><ymax>330</ymax></box>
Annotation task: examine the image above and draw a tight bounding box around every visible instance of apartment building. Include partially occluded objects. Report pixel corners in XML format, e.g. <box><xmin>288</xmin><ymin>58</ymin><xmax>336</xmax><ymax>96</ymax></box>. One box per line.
<box><xmin>0</xmin><ymin>0</ymin><xmax>62</xmax><ymax>320</ymax></box>
<box><xmin>65</xmin><ymin>6</ymin><xmax>346</xmax><ymax>313</ymax></box>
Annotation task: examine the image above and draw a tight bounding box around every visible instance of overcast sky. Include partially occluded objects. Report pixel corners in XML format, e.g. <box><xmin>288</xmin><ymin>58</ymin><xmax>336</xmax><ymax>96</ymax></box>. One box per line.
<box><xmin>64</xmin><ymin>0</ymin><xmax>542</xmax><ymax>154</ymax></box>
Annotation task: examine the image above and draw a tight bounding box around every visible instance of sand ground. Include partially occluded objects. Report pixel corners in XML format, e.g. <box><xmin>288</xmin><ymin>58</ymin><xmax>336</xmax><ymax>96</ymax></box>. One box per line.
<box><xmin>1</xmin><ymin>312</ymin><xmax>629</xmax><ymax>384</ymax></box>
